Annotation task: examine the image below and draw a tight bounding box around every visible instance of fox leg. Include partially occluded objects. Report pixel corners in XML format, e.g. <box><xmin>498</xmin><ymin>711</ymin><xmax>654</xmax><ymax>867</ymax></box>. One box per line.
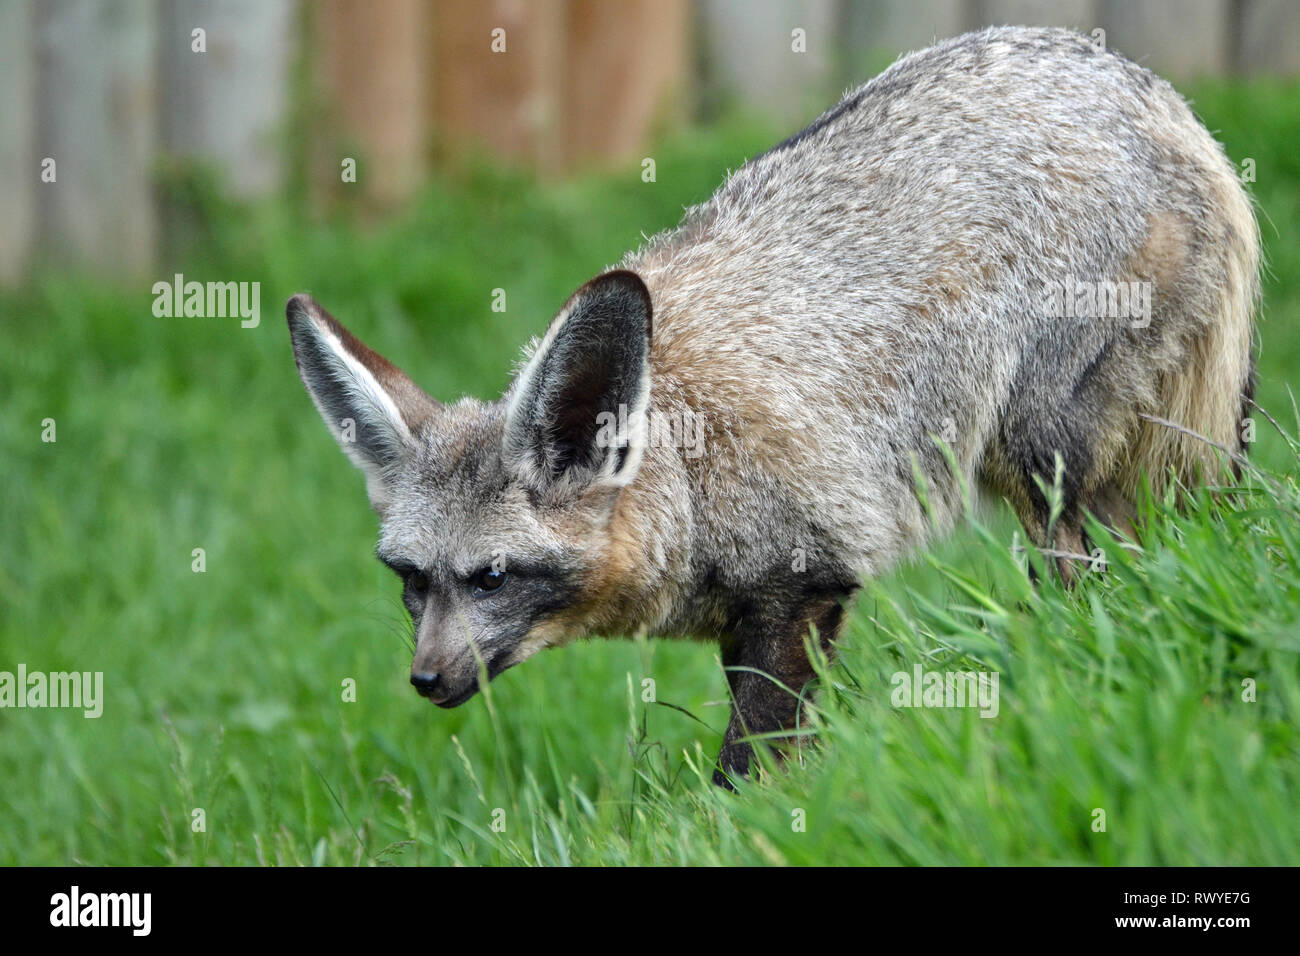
<box><xmin>985</xmin><ymin>457</ymin><xmax>1131</xmax><ymax>586</ymax></box>
<box><xmin>713</xmin><ymin>594</ymin><xmax>846</xmax><ymax>788</ymax></box>
<box><xmin>981</xmin><ymin>339</ymin><xmax>1147</xmax><ymax>584</ymax></box>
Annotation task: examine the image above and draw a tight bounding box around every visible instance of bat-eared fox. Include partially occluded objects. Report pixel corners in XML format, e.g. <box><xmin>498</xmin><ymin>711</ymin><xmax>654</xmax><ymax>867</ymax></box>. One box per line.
<box><xmin>288</xmin><ymin>27</ymin><xmax>1259</xmax><ymax>787</ymax></box>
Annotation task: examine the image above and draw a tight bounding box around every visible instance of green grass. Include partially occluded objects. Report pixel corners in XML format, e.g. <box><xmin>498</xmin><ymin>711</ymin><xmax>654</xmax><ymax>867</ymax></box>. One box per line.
<box><xmin>2</xmin><ymin>80</ymin><xmax>1299</xmax><ymax>866</ymax></box>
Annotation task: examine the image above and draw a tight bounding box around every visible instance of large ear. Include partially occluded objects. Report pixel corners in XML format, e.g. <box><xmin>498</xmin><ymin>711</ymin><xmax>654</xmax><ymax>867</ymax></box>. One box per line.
<box><xmin>503</xmin><ymin>270</ymin><xmax>653</xmax><ymax>494</ymax></box>
<box><xmin>286</xmin><ymin>294</ymin><xmax>437</xmax><ymax>510</ymax></box>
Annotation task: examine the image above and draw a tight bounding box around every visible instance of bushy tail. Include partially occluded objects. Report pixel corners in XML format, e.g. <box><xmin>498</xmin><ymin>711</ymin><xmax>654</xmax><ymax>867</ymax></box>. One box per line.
<box><xmin>1121</xmin><ymin>166</ymin><xmax>1260</xmax><ymax>495</ymax></box>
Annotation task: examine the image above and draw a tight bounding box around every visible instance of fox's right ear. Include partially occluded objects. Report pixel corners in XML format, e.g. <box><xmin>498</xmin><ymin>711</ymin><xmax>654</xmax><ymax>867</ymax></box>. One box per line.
<box><xmin>286</xmin><ymin>294</ymin><xmax>437</xmax><ymax>510</ymax></box>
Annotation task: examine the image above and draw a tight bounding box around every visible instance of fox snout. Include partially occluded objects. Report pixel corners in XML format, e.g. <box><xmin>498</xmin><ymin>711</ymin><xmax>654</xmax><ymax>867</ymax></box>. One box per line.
<box><xmin>409</xmin><ymin>638</ymin><xmax>489</xmax><ymax>707</ymax></box>
<box><xmin>409</xmin><ymin>669</ymin><xmax>473</xmax><ymax>708</ymax></box>
<box><xmin>409</xmin><ymin>665</ymin><xmax>481</xmax><ymax>708</ymax></box>
<box><xmin>410</xmin><ymin>627</ymin><xmax>519</xmax><ymax>708</ymax></box>
<box><xmin>409</xmin><ymin>670</ymin><xmax>441</xmax><ymax>697</ymax></box>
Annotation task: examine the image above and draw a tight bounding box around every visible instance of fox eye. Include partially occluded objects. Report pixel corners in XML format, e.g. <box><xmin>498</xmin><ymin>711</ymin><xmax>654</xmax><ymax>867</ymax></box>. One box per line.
<box><xmin>472</xmin><ymin>567</ymin><xmax>508</xmax><ymax>596</ymax></box>
<box><xmin>405</xmin><ymin>570</ymin><xmax>430</xmax><ymax>596</ymax></box>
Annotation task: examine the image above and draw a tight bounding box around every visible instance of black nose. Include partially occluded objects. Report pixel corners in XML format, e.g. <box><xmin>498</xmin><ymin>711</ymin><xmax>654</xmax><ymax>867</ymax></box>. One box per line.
<box><xmin>410</xmin><ymin>671</ymin><xmax>440</xmax><ymax>696</ymax></box>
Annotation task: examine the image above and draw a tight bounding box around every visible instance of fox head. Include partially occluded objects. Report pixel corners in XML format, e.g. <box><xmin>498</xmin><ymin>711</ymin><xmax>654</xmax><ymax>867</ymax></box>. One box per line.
<box><xmin>287</xmin><ymin>271</ymin><xmax>653</xmax><ymax>707</ymax></box>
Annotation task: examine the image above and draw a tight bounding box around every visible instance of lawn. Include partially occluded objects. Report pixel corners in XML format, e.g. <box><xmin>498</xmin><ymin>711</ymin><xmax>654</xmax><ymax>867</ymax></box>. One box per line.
<box><xmin>1</xmin><ymin>78</ymin><xmax>1298</xmax><ymax>866</ymax></box>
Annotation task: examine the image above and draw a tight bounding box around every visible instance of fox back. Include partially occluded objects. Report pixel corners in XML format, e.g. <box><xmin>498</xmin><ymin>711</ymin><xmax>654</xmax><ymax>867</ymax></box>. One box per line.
<box><xmin>288</xmin><ymin>26</ymin><xmax>1259</xmax><ymax>786</ymax></box>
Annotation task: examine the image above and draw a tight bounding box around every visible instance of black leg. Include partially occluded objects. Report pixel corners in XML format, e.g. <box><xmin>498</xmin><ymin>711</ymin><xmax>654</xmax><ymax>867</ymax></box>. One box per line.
<box><xmin>712</xmin><ymin>597</ymin><xmax>845</xmax><ymax>788</ymax></box>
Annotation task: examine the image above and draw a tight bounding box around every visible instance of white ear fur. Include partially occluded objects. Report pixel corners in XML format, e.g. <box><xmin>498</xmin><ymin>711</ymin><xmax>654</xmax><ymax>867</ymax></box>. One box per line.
<box><xmin>287</xmin><ymin>295</ymin><xmax>422</xmax><ymax>510</ymax></box>
<box><xmin>310</xmin><ymin>321</ymin><xmax>411</xmax><ymax>506</ymax></box>
<box><xmin>593</xmin><ymin>363</ymin><xmax>651</xmax><ymax>490</ymax></box>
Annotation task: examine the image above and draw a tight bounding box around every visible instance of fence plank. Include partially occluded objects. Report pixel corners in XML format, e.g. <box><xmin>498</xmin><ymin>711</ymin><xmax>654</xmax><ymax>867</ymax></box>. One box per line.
<box><xmin>1099</xmin><ymin>0</ymin><xmax>1230</xmax><ymax>78</ymax></box>
<box><xmin>35</xmin><ymin>0</ymin><xmax>158</xmax><ymax>275</ymax></box>
<box><xmin>1238</xmin><ymin>0</ymin><xmax>1300</xmax><ymax>75</ymax></box>
<box><xmin>159</xmin><ymin>0</ymin><xmax>294</xmax><ymax>198</ymax></box>
<box><xmin>699</xmin><ymin>0</ymin><xmax>841</xmax><ymax>124</ymax></box>
<box><xmin>432</xmin><ymin>0</ymin><xmax>566</xmax><ymax>174</ymax></box>
<box><xmin>562</xmin><ymin>0</ymin><xmax>690</xmax><ymax>170</ymax></box>
<box><xmin>0</xmin><ymin>0</ymin><xmax>36</xmax><ymax>285</ymax></box>
<box><xmin>316</xmin><ymin>0</ymin><xmax>429</xmax><ymax>206</ymax></box>
<box><xmin>974</xmin><ymin>1</ymin><xmax>1097</xmax><ymax>30</ymax></box>
<box><xmin>841</xmin><ymin>0</ymin><xmax>966</xmax><ymax>85</ymax></box>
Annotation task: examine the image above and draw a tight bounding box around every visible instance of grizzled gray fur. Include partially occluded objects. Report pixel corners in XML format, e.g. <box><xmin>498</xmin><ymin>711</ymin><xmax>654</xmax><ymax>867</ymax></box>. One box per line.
<box><xmin>287</xmin><ymin>27</ymin><xmax>1259</xmax><ymax>787</ymax></box>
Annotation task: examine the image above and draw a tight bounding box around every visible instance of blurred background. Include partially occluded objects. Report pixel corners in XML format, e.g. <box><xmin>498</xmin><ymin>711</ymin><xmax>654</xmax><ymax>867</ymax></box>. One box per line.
<box><xmin>3</xmin><ymin>0</ymin><xmax>1300</xmax><ymax>283</ymax></box>
<box><xmin>2</xmin><ymin>2</ymin><xmax>1299</xmax><ymax>865</ymax></box>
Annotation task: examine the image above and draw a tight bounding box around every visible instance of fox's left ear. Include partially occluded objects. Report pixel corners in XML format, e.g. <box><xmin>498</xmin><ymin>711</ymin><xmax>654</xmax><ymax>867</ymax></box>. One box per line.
<box><xmin>286</xmin><ymin>294</ymin><xmax>438</xmax><ymax>511</ymax></box>
<box><xmin>504</xmin><ymin>270</ymin><xmax>653</xmax><ymax>494</ymax></box>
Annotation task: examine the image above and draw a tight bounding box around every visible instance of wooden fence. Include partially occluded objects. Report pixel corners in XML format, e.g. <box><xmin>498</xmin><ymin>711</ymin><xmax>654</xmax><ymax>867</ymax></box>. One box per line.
<box><xmin>2</xmin><ymin>0</ymin><xmax>1297</xmax><ymax>285</ymax></box>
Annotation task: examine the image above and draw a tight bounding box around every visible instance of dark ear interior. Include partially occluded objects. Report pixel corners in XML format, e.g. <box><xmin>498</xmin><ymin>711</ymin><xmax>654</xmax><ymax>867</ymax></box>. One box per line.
<box><xmin>506</xmin><ymin>270</ymin><xmax>653</xmax><ymax>486</ymax></box>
